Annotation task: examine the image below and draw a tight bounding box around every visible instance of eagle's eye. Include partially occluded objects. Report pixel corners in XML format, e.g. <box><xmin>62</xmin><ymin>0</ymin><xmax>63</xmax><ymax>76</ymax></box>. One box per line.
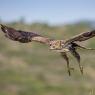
<box><xmin>49</xmin><ymin>43</ymin><xmax>52</xmax><ymax>46</ymax></box>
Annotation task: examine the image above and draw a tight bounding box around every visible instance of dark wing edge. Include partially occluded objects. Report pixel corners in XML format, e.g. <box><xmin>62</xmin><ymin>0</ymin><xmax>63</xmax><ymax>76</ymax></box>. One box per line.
<box><xmin>0</xmin><ymin>24</ymin><xmax>52</xmax><ymax>44</ymax></box>
<box><xmin>65</xmin><ymin>30</ymin><xmax>95</xmax><ymax>43</ymax></box>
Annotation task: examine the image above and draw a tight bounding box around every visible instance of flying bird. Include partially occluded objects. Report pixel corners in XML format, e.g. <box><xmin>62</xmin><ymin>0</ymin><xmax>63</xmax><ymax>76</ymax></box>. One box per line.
<box><xmin>0</xmin><ymin>24</ymin><xmax>95</xmax><ymax>76</ymax></box>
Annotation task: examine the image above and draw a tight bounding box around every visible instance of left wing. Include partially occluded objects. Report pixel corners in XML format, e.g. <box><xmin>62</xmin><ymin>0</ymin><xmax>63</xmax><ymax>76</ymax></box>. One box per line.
<box><xmin>65</xmin><ymin>30</ymin><xmax>95</xmax><ymax>43</ymax></box>
<box><xmin>0</xmin><ymin>24</ymin><xmax>52</xmax><ymax>44</ymax></box>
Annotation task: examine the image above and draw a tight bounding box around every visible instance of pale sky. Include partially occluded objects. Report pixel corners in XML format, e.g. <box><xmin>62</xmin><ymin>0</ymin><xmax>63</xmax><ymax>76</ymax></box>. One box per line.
<box><xmin>0</xmin><ymin>0</ymin><xmax>95</xmax><ymax>25</ymax></box>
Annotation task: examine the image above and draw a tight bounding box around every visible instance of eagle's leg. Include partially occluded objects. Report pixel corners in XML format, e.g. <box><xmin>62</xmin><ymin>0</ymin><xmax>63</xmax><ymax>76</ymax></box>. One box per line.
<box><xmin>76</xmin><ymin>44</ymin><xmax>95</xmax><ymax>50</ymax></box>
<box><xmin>61</xmin><ymin>52</ymin><xmax>74</xmax><ymax>76</ymax></box>
<box><xmin>69</xmin><ymin>49</ymin><xmax>83</xmax><ymax>74</ymax></box>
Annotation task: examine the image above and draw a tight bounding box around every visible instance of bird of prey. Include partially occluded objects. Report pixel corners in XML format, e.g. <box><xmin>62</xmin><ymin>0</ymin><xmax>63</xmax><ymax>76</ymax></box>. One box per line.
<box><xmin>0</xmin><ymin>24</ymin><xmax>95</xmax><ymax>76</ymax></box>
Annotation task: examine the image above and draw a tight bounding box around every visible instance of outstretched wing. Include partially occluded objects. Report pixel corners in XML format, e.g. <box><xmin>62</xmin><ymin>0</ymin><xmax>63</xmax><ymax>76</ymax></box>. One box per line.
<box><xmin>0</xmin><ymin>24</ymin><xmax>52</xmax><ymax>44</ymax></box>
<box><xmin>65</xmin><ymin>30</ymin><xmax>95</xmax><ymax>43</ymax></box>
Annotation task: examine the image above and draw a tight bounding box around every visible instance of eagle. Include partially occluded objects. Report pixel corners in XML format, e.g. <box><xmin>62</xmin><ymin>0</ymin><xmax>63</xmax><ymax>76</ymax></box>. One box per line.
<box><xmin>0</xmin><ymin>24</ymin><xmax>95</xmax><ymax>76</ymax></box>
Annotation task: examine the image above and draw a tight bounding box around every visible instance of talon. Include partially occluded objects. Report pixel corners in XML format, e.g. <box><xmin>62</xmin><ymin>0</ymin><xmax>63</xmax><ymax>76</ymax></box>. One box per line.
<box><xmin>67</xmin><ymin>67</ymin><xmax>74</xmax><ymax>76</ymax></box>
<box><xmin>67</xmin><ymin>69</ymin><xmax>71</xmax><ymax>76</ymax></box>
<box><xmin>80</xmin><ymin>66</ymin><xmax>83</xmax><ymax>74</ymax></box>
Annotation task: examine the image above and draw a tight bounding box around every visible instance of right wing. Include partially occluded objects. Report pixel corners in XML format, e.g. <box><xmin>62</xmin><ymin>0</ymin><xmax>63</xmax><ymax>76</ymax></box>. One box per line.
<box><xmin>0</xmin><ymin>24</ymin><xmax>52</xmax><ymax>44</ymax></box>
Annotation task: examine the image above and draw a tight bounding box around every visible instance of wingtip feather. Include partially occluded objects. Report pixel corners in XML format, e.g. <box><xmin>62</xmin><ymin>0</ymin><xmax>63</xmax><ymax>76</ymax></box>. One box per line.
<box><xmin>0</xmin><ymin>24</ymin><xmax>8</xmax><ymax>33</ymax></box>
<box><xmin>0</xmin><ymin>24</ymin><xmax>5</xmax><ymax>28</ymax></box>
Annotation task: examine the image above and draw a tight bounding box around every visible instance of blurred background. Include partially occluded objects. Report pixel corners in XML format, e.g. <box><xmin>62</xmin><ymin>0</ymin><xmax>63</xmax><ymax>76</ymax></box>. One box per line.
<box><xmin>0</xmin><ymin>0</ymin><xmax>95</xmax><ymax>95</ymax></box>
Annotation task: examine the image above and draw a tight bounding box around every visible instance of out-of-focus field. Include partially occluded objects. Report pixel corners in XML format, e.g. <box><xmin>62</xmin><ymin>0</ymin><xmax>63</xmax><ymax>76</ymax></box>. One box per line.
<box><xmin>0</xmin><ymin>21</ymin><xmax>95</xmax><ymax>95</ymax></box>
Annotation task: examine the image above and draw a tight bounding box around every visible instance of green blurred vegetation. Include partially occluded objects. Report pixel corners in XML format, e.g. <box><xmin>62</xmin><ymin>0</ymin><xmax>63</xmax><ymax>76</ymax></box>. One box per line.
<box><xmin>0</xmin><ymin>19</ymin><xmax>95</xmax><ymax>95</ymax></box>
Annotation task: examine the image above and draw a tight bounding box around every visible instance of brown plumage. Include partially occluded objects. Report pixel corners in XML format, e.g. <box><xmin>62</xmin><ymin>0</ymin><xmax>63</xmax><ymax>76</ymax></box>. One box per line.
<box><xmin>1</xmin><ymin>24</ymin><xmax>95</xmax><ymax>76</ymax></box>
<box><xmin>65</xmin><ymin>30</ymin><xmax>95</xmax><ymax>43</ymax></box>
<box><xmin>0</xmin><ymin>24</ymin><xmax>52</xmax><ymax>44</ymax></box>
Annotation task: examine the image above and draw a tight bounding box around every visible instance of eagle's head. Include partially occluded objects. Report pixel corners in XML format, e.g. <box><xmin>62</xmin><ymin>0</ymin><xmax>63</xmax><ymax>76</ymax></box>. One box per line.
<box><xmin>49</xmin><ymin>40</ymin><xmax>63</xmax><ymax>50</ymax></box>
